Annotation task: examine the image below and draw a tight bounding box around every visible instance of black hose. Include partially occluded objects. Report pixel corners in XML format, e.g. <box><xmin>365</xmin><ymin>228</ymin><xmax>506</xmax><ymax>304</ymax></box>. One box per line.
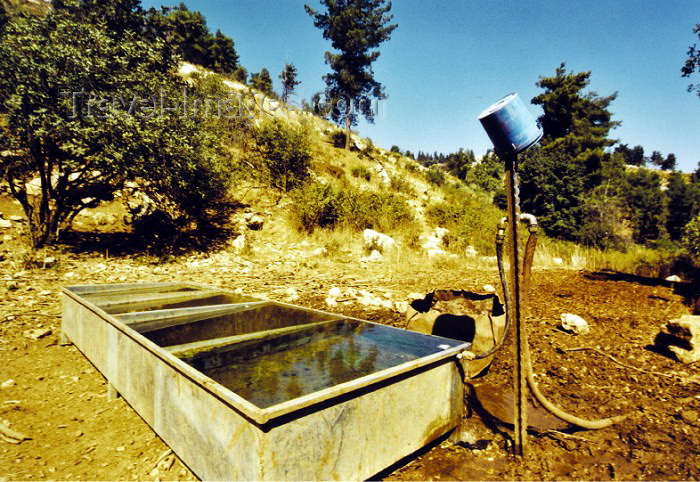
<box><xmin>494</xmin><ymin>215</ymin><xmax>628</xmax><ymax>429</ymax></box>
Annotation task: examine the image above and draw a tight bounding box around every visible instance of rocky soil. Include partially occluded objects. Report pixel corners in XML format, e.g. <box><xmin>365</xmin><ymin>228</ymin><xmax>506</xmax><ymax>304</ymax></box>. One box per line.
<box><xmin>1</xmin><ymin>201</ymin><xmax>699</xmax><ymax>480</ymax></box>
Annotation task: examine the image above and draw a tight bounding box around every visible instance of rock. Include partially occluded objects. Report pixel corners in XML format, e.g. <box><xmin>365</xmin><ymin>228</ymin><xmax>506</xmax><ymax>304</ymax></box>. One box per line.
<box><xmin>483</xmin><ymin>284</ymin><xmax>496</xmax><ymax>293</ymax></box>
<box><xmin>680</xmin><ymin>409</ymin><xmax>699</xmax><ymax>425</ymax></box>
<box><xmin>39</xmin><ymin>290</ymin><xmax>51</xmax><ymax>296</ymax></box>
<box><xmin>552</xmin><ymin>257</ymin><xmax>564</xmax><ymax>265</ymax></box>
<box><xmin>328</xmin><ymin>287</ymin><xmax>342</xmax><ymax>298</ymax></box>
<box><xmin>1</xmin><ymin>379</ymin><xmax>16</xmax><ymax>388</ymax></box>
<box><xmin>231</xmin><ymin>234</ymin><xmax>246</xmax><ymax>252</ymax></box>
<box><xmin>465</xmin><ymin>245</ymin><xmax>478</xmax><ymax>257</ymax></box>
<box><xmin>657</xmin><ymin>315</ymin><xmax>700</xmax><ymax>364</ymax></box>
<box><xmin>360</xmin><ymin>249</ymin><xmax>384</xmax><ymax>263</ymax></box>
<box><xmin>2</xmin><ymin>235</ymin><xmax>13</xmax><ymax>242</ymax></box>
<box><xmin>43</xmin><ymin>256</ymin><xmax>56</xmax><ymax>267</ymax></box>
<box><xmin>0</xmin><ymin>219</ymin><xmax>12</xmax><ymax>229</ymax></box>
<box><xmin>246</xmin><ymin>215</ymin><xmax>264</xmax><ymax>230</ymax></box>
<box><xmin>393</xmin><ymin>301</ymin><xmax>408</xmax><ymax>313</ymax></box>
<box><xmin>559</xmin><ymin>313</ymin><xmax>590</xmax><ymax>335</ymax></box>
<box><xmin>324</xmin><ymin>297</ymin><xmax>338</xmax><ymax>307</ymax></box>
<box><xmin>23</xmin><ymin>328</ymin><xmax>52</xmax><ymax>340</ymax></box>
<box><xmin>311</xmin><ymin>247</ymin><xmax>327</xmax><ymax>257</ymax></box>
<box><xmin>6</xmin><ymin>281</ymin><xmax>19</xmax><ymax>291</ymax></box>
<box><xmin>8</xmin><ymin>215</ymin><xmax>23</xmax><ymax>222</ymax></box>
<box><xmin>427</xmin><ymin>248</ymin><xmax>447</xmax><ymax>258</ymax></box>
<box><xmin>665</xmin><ymin>275</ymin><xmax>682</xmax><ymax>282</ymax></box>
<box><xmin>407</xmin><ymin>292</ymin><xmax>424</xmax><ymax>300</ymax></box>
<box><xmin>363</xmin><ymin>229</ymin><xmax>396</xmax><ymax>252</ymax></box>
<box><xmin>283</xmin><ymin>287</ymin><xmax>299</xmax><ymax>303</ymax></box>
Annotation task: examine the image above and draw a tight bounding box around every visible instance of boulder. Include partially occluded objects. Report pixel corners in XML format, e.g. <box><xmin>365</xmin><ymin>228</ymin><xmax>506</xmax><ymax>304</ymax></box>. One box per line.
<box><xmin>560</xmin><ymin>313</ymin><xmax>590</xmax><ymax>335</ymax></box>
<box><xmin>656</xmin><ymin>315</ymin><xmax>700</xmax><ymax>364</ymax></box>
<box><xmin>360</xmin><ymin>249</ymin><xmax>384</xmax><ymax>263</ymax></box>
<box><xmin>362</xmin><ymin>229</ymin><xmax>396</xmax><ymax>252</ymax></box>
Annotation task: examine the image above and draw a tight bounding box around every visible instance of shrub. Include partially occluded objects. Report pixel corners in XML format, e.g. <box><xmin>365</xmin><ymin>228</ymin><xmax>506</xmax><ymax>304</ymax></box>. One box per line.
<box><xmin>390</xmin><ymin>174</ymin><xmax>412</xmax><ymax>194</ymax></box>
<box><xmin>291</xmin><ymin>182</ymin><xmax>413</xmax><ymax>234</ymax></box>
<box><xmin>425</xmin><ymin>166</ymin><xmax>446</xmax><ymax>186</ymax></box>
<box><xmin>682</xmin><ymin>213</ymin><xmax>700</xmax><ymax>260</ymax></box>
<box><xmin>351</xmin><ymin>165</ymin><xmax>372</xmax><ymax>181</ymax></box>
<box><xmin>425</xmin><ymin>200</ymin><xmax>504</xmax><ymax>255</ymax></box>
<box><xmin>250</xmin><ymin>119</ymin><xmax>311</xmax><ymax>192</ymax></box>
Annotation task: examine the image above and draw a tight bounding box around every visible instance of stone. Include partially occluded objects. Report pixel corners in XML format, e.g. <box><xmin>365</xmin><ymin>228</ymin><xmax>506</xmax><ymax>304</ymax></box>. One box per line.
<box><xmin>23</xmin><ymin>328</ymin><xmax>52</xmax><ymax>340</ymax></box>
<box><xmin>560</xmin><ymin>313</ymin><xmax>590</xmax><ymax>335</ymax></box>
<box><xmin>362</xmin><ymin>229</ymin><xmax>396</xmax><ymax>252</ymax></box>
<box><xmin>0</xmin><ymin>219</ymin><xmax>12</xmax><ymax>229</ymax></box>
<box><xmin>657</xmin><ymin>315</ymin><xmax>700</xmax><ymax>364</ymax></box>
<box><xmin>283</xmin><ymin>287</ymin><xmax>299</xmax><ymax>303</ymax></box>
<box><xmin>360</xmin><ymin>249</ymin><xmax>384</xmax><ymax>263</ymax></box>
<box><xmin>3</xmin><ymin>235</ymin><xmax>13</xmax><ymax>242</ymax></box>
<box><xmin>328</xmin><ymin>287</ymin><xmax>342</xmax><ymax>298</ymax></box>
<box><xmin>8</xmin><ymin>215</ymin><xmax>23</xmax><ymax>222</ymax></box>
<box><xmin>483</xmin><ymin>284</ymin><xmax>496</xmax><ymax>293</ymax></box>
<box><xmin>311</xmin><ymin>247</ymin><xmax>327</xmax><ymax>257</ymax></box>
<box><xmin>426</xmin><ymin>248</ymin><xmax>447</xmax><ymax>258</ymax></box>
<box><xmin>680</xmin><ymin>409</ymin><xmax>699</xmax><ymax>425</ymax></box>
<box><xmin>1</xmin><ymin>379</ymin><xmax>16</xmax><ymax>388</ymax></box>
<box><xmin>247</xmin><ymin>215</ymin><xmax>264</xmax><ymax>230</ymax></box>
<box><xmin>552</xmin><ymin>257</ymin><xmax>564</xmax><ymax>265</ymax></box>
<box><xmin>231</xmin><ymin>235</ymin><xmax>246</xmax><ymax>252</ymax></box>
<box><xmin>665</xmin><ymin>275</ymin><xmax>682</xmax><ymax>282</ymax></box>
<box><xmin>43</xmin><ymin>256</ymin><xmax>56</xmax><ymax>267</ymax></box>
<box><xmin>465</xmin><ymin>246</ymin><xmax>478</xmax><ymax>257</ymax></box>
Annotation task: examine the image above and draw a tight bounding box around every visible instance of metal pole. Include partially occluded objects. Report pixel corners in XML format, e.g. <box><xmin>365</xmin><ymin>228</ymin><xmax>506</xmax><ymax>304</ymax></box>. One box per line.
<box><xmin>504</xmin><ymin>153</ymin><xmax>527</xmax><ymax>456</ymax></box>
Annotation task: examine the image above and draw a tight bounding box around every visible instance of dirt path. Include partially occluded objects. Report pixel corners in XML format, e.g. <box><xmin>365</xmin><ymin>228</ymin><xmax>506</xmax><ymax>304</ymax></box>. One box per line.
<box><xmin>1</xmin><ymin>237</ymin><xmax>699</xmax><ymax>480</ymax></box>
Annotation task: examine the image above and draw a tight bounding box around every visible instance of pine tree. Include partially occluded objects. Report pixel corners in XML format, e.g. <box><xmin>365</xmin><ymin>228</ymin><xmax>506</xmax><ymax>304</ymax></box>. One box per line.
<box><xmin>650</xmin><ymin>151</ymin><xmax>664</xmax><ymax>169</ymax></box>
<box><xmin>661</xmin><ymin>153</ymin><xmax>677</xmax><ymax>171</ymax></box>
<box><xmin>279</xmin><ymin>63</ymin><xmax>301</xmax><ymax>104</ymax></box>
<box><xmin>682</xmin><ymin>23</ymin><xmax>700</xmax><ymax>99</ymax></box>
<box><xmin>251</xmin><ymin>68</ymin><xmax>274</xmax><ymax>97</ymax></box>
<box><xmin>305</xmin><ymin>0</ymin><xmax>397</xmax><ymax>149</ymax></box>
<box><xmin>520</xmin><ymin>63</ymin><xmax>620</xmax><ymax>241</ymax></box>
<box><xmin>625</xmin><ymin>169</ymin><xmax>667</xmax><ymax>243</ymax></box>
<box><xmin>666</xmin><ymin>171</ymin><xmax>700</xmax><ymax>240</ymax></box>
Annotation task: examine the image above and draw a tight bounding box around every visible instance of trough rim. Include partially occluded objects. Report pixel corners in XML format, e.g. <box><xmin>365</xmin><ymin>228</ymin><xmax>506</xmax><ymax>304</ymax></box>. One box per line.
<box><xmin>62</xmin><ymin>282</ymin><xmax>471</xmax><ymax>424</ymax></box>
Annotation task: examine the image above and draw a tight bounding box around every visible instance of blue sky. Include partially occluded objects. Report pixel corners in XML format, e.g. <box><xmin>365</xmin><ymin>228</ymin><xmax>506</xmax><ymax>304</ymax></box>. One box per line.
<box><xmin>143</xmin><ymin>0</ymin><xmax>700</xmax><ymax>172</ymax></box>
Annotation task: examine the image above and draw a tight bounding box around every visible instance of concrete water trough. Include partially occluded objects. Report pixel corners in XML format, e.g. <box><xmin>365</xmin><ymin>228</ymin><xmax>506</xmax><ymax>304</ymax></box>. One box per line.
<box><xmin>61</xmin><ymin>282</ymin><xmax>472</xmax><ymax>480</ymax></box>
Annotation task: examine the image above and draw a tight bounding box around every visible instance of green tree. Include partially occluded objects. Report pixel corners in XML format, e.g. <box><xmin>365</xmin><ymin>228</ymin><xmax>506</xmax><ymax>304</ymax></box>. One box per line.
<box><xmin>662</xmin><ymin>153</ymin><xmax>677</xmax><ymax>171</ymax></box>
<box><xmin>615</xmin><ymin>143</ymin><xmax>646</xmax><ymax>166</ymax></box>
<box><xmin>682</xmin><ymin>23</ymin><xmax>700</xmax><ymax>98</ymax></box>
<box><xmin>146</xmin><ymin>3</ymin><xmax>239</xmax><ymax>74</ymax></box>
<box><xmin>208</xmin><ymin>29</ymin><xmax>239</xmax><ymax>73</ymax></box>
<box><xmin>467</xmin><ymin>151</ymin><xmax>503</xmax><ymax>193</ymax></box>
<box><xmin>649</xmin><ymin>150</ymin><xmax>664</xmax><ymax>169</ymax></box>
<box><xmin>0</xmin><ymin>2</ymin><xmax>229</xmax><ymax>247</ymax></box>
<box><xmin>249</xmin><ymin>119</ymin><xmax>311</xmax><ymax>192</ymax></box>
<box><xmin>251</xmin><ymin>68</ymin><xmax>275</xmax><ymax>97</ymax></box>
<box><xmin>625</xmin><ymin>169</ymin><xmax>667</xmax><ymax>244</ymax></box>
<box><xmin>519</xmin><ymin>143</ymin><xmax>586</xmax><ymax>240</ymax></box>
<box><xmin>279</xmin><ymin>63</ymin><xmax>301</xmax><ymax>104</ymax></box>
<box><xmin>520</xmin><ymin>63</ymin><xmax>620</xmax><ymax>240</ymax></box>
<box><xmin>666</xmin><ymin>171</ymin><xmax>700</xmax><ymax>240</ymax></box>
<box><xmin>305</xmin><ymin>0</ymin><xmax>397</xmax><ymax>149</ymax></box>
<box><xmin>445</xmin><ymin>148</ymin><xmax>475</xmax><ymax>181</ymax></box>
<box><xmin>233</xmin><ymin>66</ymin><xmax>248</xmax><ymax>84</ymax></box>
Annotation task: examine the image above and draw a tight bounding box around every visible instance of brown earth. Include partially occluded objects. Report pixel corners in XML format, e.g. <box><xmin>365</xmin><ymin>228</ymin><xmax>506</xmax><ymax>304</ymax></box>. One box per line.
<box><xmin>1</xmin><ymin>205</ymin><xmax>699</xmax><ymax>480</ymax></box>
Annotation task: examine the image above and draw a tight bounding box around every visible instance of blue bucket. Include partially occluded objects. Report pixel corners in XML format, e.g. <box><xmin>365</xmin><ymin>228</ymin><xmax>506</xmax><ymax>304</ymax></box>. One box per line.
<box><xmin>478</xmin><ymin>93</ymin><xmax>542</xmax><ymax>157</ymax></box>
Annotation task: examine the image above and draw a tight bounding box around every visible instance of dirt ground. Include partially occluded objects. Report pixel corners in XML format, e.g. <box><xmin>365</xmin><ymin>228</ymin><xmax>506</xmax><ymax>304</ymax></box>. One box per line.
<box><xmin>1</xmin><ymin>204</ymin><xmax>700</xmax><ymax>480</ymax></box>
